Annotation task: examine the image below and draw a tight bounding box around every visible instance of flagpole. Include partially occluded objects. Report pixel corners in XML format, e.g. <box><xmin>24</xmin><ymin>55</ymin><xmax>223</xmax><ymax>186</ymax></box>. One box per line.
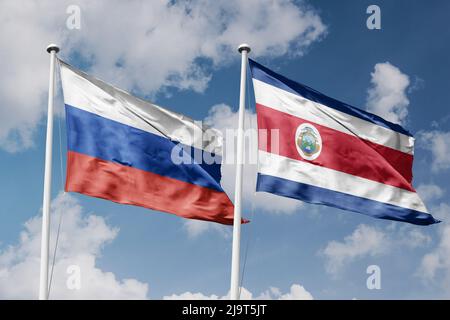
<box><xmin>230</xmin><ymin>43</ymin><xmax>251</xmax><ymax>300</ymax></box>
<box><xmin>39</xmin><ymin>44</ymin><xmax>59</xmax><ymax>300</ymax></box>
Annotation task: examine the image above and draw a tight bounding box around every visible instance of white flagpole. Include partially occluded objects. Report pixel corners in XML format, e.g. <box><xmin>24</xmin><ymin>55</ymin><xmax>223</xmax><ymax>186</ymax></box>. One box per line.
<box><xmin>230</xmin><ymin>43</ymin><xmax>251</xmax><ymax>300</ymax></box>
<box><xmin>39</xmin><ymin>44</ymin><xmax>59</xmax><ymax>300</ymax></box>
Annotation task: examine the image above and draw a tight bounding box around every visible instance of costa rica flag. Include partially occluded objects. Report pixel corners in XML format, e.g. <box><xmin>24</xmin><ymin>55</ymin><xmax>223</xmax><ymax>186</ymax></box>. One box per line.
<box><xmin>249</xmin><ymin>59</ymin><xmax>438</xmax><ymax>226</ymax></box>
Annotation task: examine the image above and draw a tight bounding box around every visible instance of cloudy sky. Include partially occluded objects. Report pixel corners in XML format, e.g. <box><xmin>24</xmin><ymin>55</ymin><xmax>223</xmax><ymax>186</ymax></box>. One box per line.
<box><xmin>0</xmin><ymin>0</ymin><xmax>449</xmax><ymax>299</ymax></box>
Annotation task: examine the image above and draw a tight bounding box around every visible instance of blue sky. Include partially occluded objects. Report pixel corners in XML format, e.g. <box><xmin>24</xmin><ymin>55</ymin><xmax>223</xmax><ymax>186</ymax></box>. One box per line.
<box><xmin>0</xmin><ymin>0</ymin><xmax>450</xmax><ymax>299</ymax></box>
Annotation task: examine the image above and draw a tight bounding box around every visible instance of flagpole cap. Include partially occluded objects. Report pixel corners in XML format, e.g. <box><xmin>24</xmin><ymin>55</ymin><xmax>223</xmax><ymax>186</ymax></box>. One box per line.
<box><xmin>238</xmin><ymin>43</ymin><xmax>251</xmax><ymax>53</ymax></box>
<box><xmin>46</xmin><ymin>44</ymin><xmax>60</xmax><ymax>54</ymax></box>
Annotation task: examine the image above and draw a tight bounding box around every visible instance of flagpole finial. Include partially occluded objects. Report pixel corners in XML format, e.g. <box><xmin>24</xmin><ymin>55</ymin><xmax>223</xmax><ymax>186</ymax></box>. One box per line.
<box><xmin>238</xmin><ymin>43</ymin><xmax>251</xmax><ymax>53</ymax></box>
<box><xmin>46</xmin><ymin>44</ymin><xmax>60</xmax><ymax>54</ymax></box>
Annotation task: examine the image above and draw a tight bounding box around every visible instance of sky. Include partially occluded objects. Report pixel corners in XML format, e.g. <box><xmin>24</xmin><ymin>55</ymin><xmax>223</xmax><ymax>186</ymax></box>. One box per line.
<box><xmin>0</xmin><ymin>0</ymin><xmax>450</xmax><ymax>299</ymax></box>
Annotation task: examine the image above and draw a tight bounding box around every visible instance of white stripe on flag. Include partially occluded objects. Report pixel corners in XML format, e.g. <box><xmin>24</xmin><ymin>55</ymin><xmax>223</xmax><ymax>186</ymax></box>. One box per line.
<box><xmin>258</xmin><ymin>150</ymin><xmax>427</xmax><ymax>213</ymax></box>
<box><xmin>60</xmin><ymin>61</ymin><xmax>222</xmax><ymax>155</ymax></box>
<box><xmin>252</xmin><ymin>79</ymin><xmax>414</xmax><ymax>155</ymax></box>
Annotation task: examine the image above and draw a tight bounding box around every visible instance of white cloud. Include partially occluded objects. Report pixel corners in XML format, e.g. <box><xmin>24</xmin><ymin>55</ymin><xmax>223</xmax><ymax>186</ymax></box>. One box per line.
<box><xmin>163</xmin><ymin>283</ymin><xmax>313</xmax><ymax>300</ymax></box>
<box><xmin>417</xmin><ymin>130</ymin><xmax>450</xmax><ymax>172</ymax></box>
<box><xmin>183</xmin><ymin>219</ymin><xmax>230</xmax><ymax>239</ymax></box>
<box><xmin>417</xmin><ymin>184</ymin><xmax>444</xmax><ymax>203</ymax></box>
<box><xmin>0</xmin><ymin>0</ymin><xmax>326</xmax><ymax>152</ymax></box>
<box><xmin>321</xmin><ymin>224</ymin><xmax>431</xmax><ymax>276</ymax></box>
<box><xmin>400</xmin><ymin>228</ymin><xmax>432</xmax><ymax>249</ymax></box>
<box><xmin>430</xmin><ymin>202</ymin><xmax>450</xmax><ymax>223</ymax></box>
<box><xmin>366</xmin><ymin>62</ymin><xmax>411</xmax><ymax>124</ymax></box>
<box><xmin>417</xmin><ymin>202</ymin><xmax>450</xmax><ymax>293</ymax></box>
<box><xmin>164</xmin><ymin>291</ymin><xmax>221</xmax><ymax>300</ymax></box>
<box><xmin>282</xmin><ymin>284</ymin><xmax>313</xmax><ymax>300</ymax></box>
<box><xmin>0</xmin><ymin>193</ymin><xmax>148</xmax><ymax>299</ymax></box>
<box><xmin>262</xmin><ymin>284</ymin><xmax>313</xmax><ymax>300</ymax></box>
<box><xmin>420</xmin><ymin>251</ymin><xmax>442</xmax><ymax>280</ymax></box>
<box><xmin>321</xmin><ymin>224</ymin><xmax>387</xmax><ymax>275</ymax></box>
<box><xmin>419</xmin><ymin>222</ymin><xmax>450</xmax><ymax>291</ymax></box>
<box><xmin>163</xmin><ymin>288</ymin><xmax>251</xmax><ymax>300</ymax></box>
<box><xmin>0</xmin><ymin>1</ymin><xmax>65</xmax><ymax>152</ymax></box>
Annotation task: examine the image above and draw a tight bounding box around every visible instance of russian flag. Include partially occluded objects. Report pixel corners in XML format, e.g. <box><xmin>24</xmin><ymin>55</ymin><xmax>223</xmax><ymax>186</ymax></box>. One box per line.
<box><xmin>59</xmin><ymin>60</ymin><xmax>234</xmax><ymax>225</ymax></box>
<box><xmin>249</xmin><ymin>59</ymin><xmax>438</xmax><ymax>225</ymax></box>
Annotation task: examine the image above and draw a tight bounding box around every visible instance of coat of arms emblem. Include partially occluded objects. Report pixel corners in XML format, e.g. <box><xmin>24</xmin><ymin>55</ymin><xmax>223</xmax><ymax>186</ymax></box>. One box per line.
<box><xmin>295</xmin><ymin>123</ymin><xmax>322</xmax><ymax>161</ymax></box>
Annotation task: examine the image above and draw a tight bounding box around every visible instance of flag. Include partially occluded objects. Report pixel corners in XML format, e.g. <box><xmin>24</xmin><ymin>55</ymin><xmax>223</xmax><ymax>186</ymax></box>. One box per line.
<box><xmin>59</xmin><ymin>60</ymin><xmax>234</xmax><ymax>224</ymax></box>
<box><xmin>249</xmin><ymin>59</ymin><xmax>438</xmax><ymax>225</ymax></box>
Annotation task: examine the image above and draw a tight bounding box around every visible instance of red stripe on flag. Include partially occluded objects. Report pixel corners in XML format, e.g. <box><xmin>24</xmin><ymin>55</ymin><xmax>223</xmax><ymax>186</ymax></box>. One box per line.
<box><xmin>65</xmin><ymin>151</ymin><xmax>235</xmax><ymax>225</ymax></box>
<box><xmin>257</xmin><ymin>103</ymin><xmax>414</xmax><ymax>192</ymax></box>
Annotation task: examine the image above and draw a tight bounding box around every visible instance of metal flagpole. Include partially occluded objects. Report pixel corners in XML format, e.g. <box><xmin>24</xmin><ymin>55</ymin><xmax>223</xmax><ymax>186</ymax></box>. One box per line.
<box><xmin>230</xmin><ymin>43</ymin><xmax>251</xmax><ymax>300</ymax></box>
<box><xmin>39</xmin><ymin>44</ymin><xmax>60</xmax><ymax>300</ymax></box>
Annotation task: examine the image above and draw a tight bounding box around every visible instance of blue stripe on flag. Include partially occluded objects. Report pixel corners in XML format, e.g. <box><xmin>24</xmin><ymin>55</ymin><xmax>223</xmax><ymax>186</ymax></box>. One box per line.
<box><xmin>249</xmin><ymin>59</ymin><xmax>413</xmax><ymax>137</ymax></box>
<box><xmin>257</xmin><ymin>173</ymin><xmax>439</xmax><ymax>225</ymax></box>
<box><xmin>65</xmin><ymin>104</ymin><xmax>224</xmax><ymax>192</ymax></box>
